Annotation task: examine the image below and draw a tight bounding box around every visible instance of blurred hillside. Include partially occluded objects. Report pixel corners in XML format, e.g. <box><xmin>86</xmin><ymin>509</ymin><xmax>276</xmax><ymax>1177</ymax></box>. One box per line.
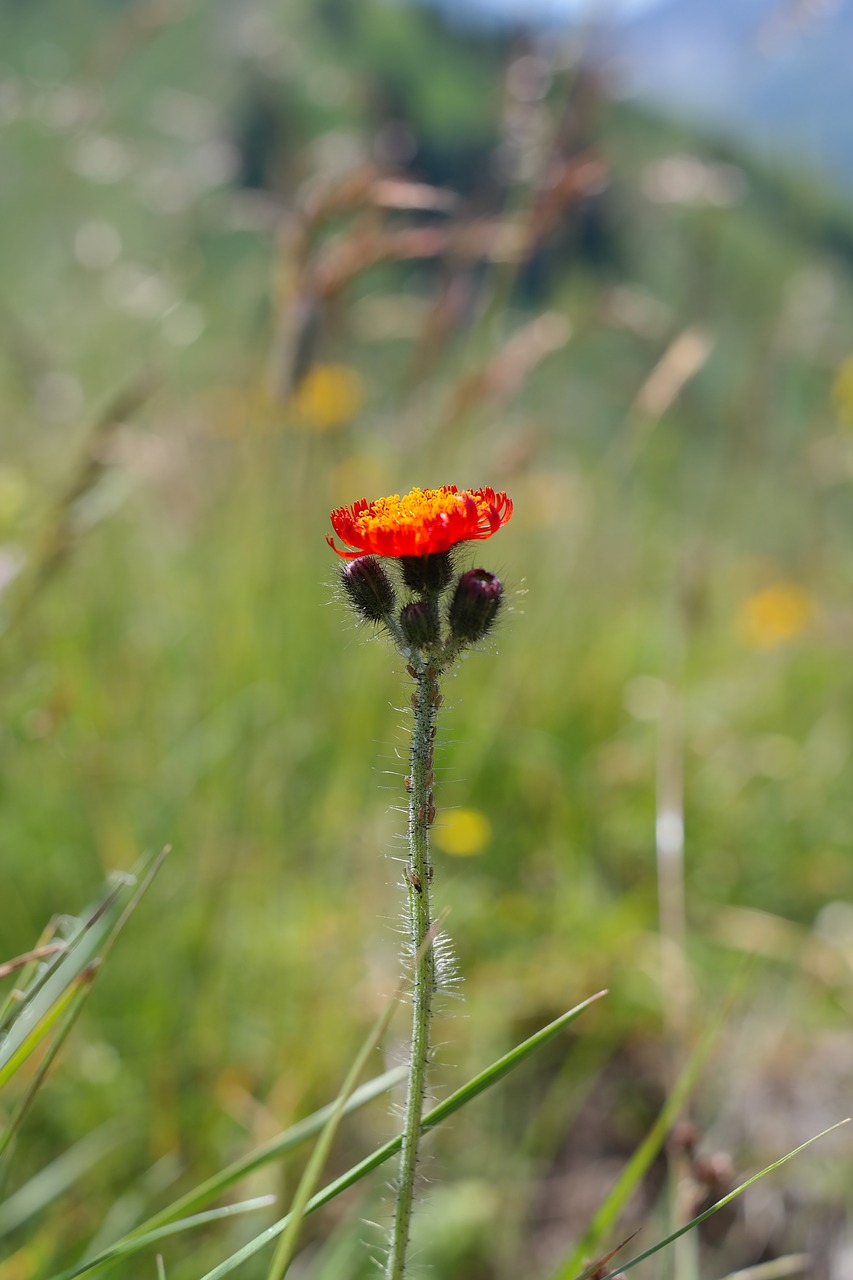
<box><xmin>1</xmin><ymin>1</ymin><xmax>853</xmax><ymax>1278</ymax></box>
<box><xmin>606</xmin><ymin>0</ymin><xmax>853</xmax><ymax>191</ymax></box>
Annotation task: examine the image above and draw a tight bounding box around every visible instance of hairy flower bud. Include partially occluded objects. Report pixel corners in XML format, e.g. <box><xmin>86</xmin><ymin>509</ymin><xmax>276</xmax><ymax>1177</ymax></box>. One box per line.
<box><xmin>341</xmin><ymin>556</ymin><xmax>396</xmax><ymax>622</ymax></box>
<box><xmin>448</xmin><ymin>569</ymin><xmax>503</xmax><ymax>642</ymax></box>
<box><xmin>401</xmin><ymin>551</ymin><xmax>454</xmax><ymax>594</ymax></box>
<box><xmin>399</xmin><ymin>600</ymin><xmax>440</xmax><ymax>650</ymax></box>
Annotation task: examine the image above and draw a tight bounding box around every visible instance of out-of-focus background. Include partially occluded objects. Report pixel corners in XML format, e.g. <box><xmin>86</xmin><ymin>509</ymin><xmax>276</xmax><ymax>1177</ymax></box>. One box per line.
<box><xmin>2</xmin><ymin>0</ymin><xmax>853</xmax><ymax>1275</ymax></box>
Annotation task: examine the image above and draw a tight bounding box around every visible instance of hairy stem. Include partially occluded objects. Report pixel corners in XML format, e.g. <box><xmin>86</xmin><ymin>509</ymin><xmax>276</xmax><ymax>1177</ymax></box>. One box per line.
<box><xmin>386</xmin><ymin>659</ymin><xmax>439</xmax><ymax>1280</ymax></box>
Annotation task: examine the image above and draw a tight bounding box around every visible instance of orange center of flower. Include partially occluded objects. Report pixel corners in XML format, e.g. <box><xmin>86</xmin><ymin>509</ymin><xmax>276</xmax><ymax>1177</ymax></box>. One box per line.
<box><xmin>358</xmin><ymin>489</ymin><xmax>480</xmax><ymax>544</ymax></box>
<box><xmin>327</xmin><ymin>485</ymin><xmax>512</xmax><ymax>559</ymax></box>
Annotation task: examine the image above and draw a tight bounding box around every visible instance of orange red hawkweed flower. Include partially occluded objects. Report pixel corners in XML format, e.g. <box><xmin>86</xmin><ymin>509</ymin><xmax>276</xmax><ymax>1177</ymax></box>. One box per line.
<box><xmin>327</xmin><ymin>486</ymin><xmax>513</xmax><ymax>559</ymax></box>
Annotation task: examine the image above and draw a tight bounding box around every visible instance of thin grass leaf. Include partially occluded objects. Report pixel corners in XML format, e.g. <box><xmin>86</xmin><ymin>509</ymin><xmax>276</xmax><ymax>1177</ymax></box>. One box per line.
<box><xmin>594</xmin><ymin>1120</ymin><xmax>849</xmax><ymax>1280</ymax></box>
<box><xmin>0</xmin><ymin>1124</ymin><xmax>121</xmax><ymax>1238</ymax></box>
<box><xmin>46</xmin><ymin>1198</ymin><xmax>277</xmax><ymax>1280</ymax></box>
<box><xmin>420</xmin><ymin>990</ymin><xmax>605</xmax><ymax>1132</ymax></box>
<box><xmin>78</xmin><ymin>1153</ymin><xmax>182</xmax><ymax>1266</ymax></box>
<box><xmin>0</xmin><ymin>965</ymin><xmax>96</xmax><ymax>1090</ymax></box>
<box><xmin>550</xmin><ymin>985</ymin><xmax>735</xmax><ymax>1280</ymax></box>
<box><xmin>575</xmin><ymin>1232</ymin><xmax>639</xmax><ymax>1280</ymax></box>
<box><xmin>95</xmin><ymin>847</ymin><xmax>171</xmax><ymax>969</ymax></box>
<box><xmin>125</xmin><ymin>1066</ymin><xmax>406</xmax><ymax>1240</ymax></box>
<box><xmin>200</xmin><ymin>990</ymin><xmax>607</xmax><ymax>1280</ymax></box>
<box><xmin>0</xmin><ymin>852</ymin><xmax>170</xmax><ymax>1221</ymax></box>
<box><xmin>267</xmin><ymin>983</ymin><xmax>402</xmax><ymax>1279</ymax></box>
<box><xmin>0</xmin><ymin>922</ymin><xmax>63</xmax><ymax>1034</ymax></box>
<box><xmin>0</xmin><ymin>850</ymin><xmax>168</xmax><ymax>1083</ymax></box>
<box><xmin>304</xmin><ymin>1203</ymin><xmax>379</xmax><ymax>1280</ymax></box>
<box><xmin>0</xmin><ymin>900</ymin><xmax>115</xmax><ymax>1042</ymax></box>
<box><xmin>0</xmin><ymin>847</ymin><xmax>169</xmax><ymax>1185</ymax></box>
<box><xmin>0</xmin><ymin>943</ymin><xmax>68</xmax><ymax>981</ymax></box>
<box><xmin>268</xmin><ymin>915</ymin><xmax>446</xmax><ymax>1280</ymax></box>
<box><xmin>45</xmin><ymin>992</ymin><xmax>604</xmax><ymax>1280</ymax></box>
<box><xmin>0</xmin><ymin>976</ymin><xmax>106</xmax><ymax>1160</ymax></box>
<box><xmin>45</xmin><ymin>1068</ymin><xmax>405</xmax><ymax>1280</ymax></box>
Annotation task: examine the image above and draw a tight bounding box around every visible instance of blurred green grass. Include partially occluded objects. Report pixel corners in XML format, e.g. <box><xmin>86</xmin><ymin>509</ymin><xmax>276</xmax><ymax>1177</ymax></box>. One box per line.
<box><xmin>1</xmin><ymin>0</ymin><xmax>853</xmax><ymax>1275</ymax></box>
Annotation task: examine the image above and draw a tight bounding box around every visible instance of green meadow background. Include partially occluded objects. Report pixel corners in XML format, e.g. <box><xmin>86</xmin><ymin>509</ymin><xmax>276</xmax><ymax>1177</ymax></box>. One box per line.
<box><xmin>1</xmin><ymin>1</ymin><xmax>852</xmax><ymax>1276</ymax></box>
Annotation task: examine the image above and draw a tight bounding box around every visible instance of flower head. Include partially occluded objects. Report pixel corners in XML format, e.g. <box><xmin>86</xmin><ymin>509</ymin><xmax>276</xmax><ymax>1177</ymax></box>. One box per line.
<box><xmin>292</xmin><ymin>363</ymin><xmax>364</xmax><ymax>430</ymax></box>
<box><xmin>737</xmin><ymin>581</ymin><xmax>813</xmax><ymax>650</ymax></box>
<box><xmin>432</xmin><ymin>807</ymin><xmax>492</xmax><ymax>857</ymax></box>
<box><xmin>327</xmin><ymin>486</ymin><xmax>513</xmax><ymax>560</ymax></box>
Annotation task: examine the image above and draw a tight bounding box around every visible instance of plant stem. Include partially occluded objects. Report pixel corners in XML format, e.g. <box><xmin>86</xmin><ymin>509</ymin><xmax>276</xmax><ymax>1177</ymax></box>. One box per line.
<box><xmin>386</xmin><ymin>658</ymin><xmax>439</xmax><ymax>1280</ymax></box>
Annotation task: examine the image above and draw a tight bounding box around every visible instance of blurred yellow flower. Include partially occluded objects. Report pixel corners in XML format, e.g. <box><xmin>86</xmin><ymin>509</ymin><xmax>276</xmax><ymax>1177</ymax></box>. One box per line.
<box><xmin>738</xmin><ymin>582</ymin><xmax>814</xmax><ymax>650</ymax></box>
<box><xmin>291</xmin><ymin>363</ymin><xmax>364</xmax><ymax>430</ymax></box>
<box><xmin>832</xmin><ymin>354</ymin><xmax>853</xmax><ymax>427</ymax></box>
<box><xmin>433</xmin><ymin>807</ymin><xmax>492</xmax><ymax>857</ymax></box>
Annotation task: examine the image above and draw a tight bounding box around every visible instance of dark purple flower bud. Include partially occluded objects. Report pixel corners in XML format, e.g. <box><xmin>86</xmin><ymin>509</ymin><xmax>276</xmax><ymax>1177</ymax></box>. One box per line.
<box><xmin>400</xmin><ymin>551</ymin><xmax>454</xmax><ymax>594</ymax></box>
<box><xmin>341</xmin><ymin>556</ymin><xmax>396</xmax><ymax>622</ymax></box>
<box><xmin>399</xmin><ymin>600</ymin><xmax>440</xmax><ymax>650</ymax></box>
<box><xmin>448</xmin><ymin>569</ymin><xmax>503</xmax><ymax>642</ymax></box>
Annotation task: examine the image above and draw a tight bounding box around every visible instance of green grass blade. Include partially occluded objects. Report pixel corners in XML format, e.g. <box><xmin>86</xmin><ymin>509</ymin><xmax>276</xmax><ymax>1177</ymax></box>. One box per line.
<box><xmin>200</xmin><ymin>990</ymin><xmax>607</xmax><ymax>1280</ymax></box>
<box><xmin>125</xmin><ymin>1066</ymin><xmax>406</xmax><ymax>1241</ymax></box>
<box><xmin>0</xmin><ymin>847</ymin><xmax>170</xmax><ymax>1184</ymax></box>
<box><xmin>593</xmin><ymin>1120</ymin><xmax>849</xmax><ymax>1280</ymax></box>
<box><xmin>95</xmin><ymin>847</ymin><xmax>172</xmax><ymax>969</ymax></box>
<box><xmin>0</xmin><ymin>898</ymin><xmax>116</xmax><ymax>1050</ymax></box>
<box><xmin>46</xmin><ymin>1197</ymin><xmax>276</xmax><ymax>1280</ymax></box>
<box><xmin>0</xmin><ymin>937</ymin><xmax>67</xmax><ymax>1033</ymax></box>
<box><xmin>0</xmin><ymin>849</ymin><xmax>168</xmax><ymax>1084</ymax></box>
<box><xmin>420</xmin><ymin>990</ymin><xmax>606</xmax><ymax>1133</ymax></box>
<box><xmin>43</xmin><ymin>992</ymin><xmax>603</xmax><ymax>1280</ymax></box>
<box><xmin>267</xmin><ymin>987</ymin><xmax>401</xmax><ymax>1279</ymax></box>
<box><xmin>550</xmin><ymin>987</ymin><xmax>733</xmax><ymax>1280</ymax></box>
<box><xmin>77</xmin><ymin>1154</ymin><xmax>182</xmax><ymax>1267</ymax></box>
<box><xmin>0</xmin><ymin>966</ymin><xmax>95</xmax><ymax>1090</ymax></box>
<box><xmin>0</xmin><ymin>1125</ymin><xmax>121</xmax><ymax>1238</ymax></box>
<box><xmin>46</xmin><ymin>1067</ymin><xmax>405</xmax><ymax>1280</ymax></box>
<box><xmin>0</xmin><ymin>853</ymin><xmax>171</xmax><ymax>1218</ymax></box>
<box><xmin>0</xmin><ymin>976</ymin><xmax>97</xmax><ymax>1160</ymax></box>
